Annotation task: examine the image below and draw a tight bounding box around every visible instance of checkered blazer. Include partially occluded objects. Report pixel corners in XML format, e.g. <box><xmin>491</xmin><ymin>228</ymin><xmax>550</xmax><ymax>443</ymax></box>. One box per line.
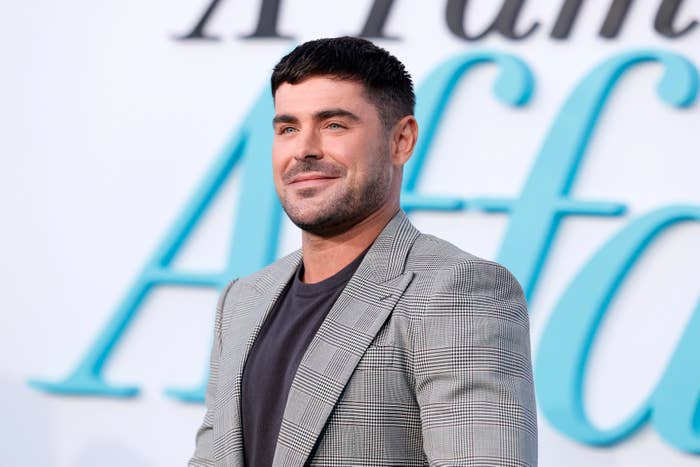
<box><xmin>189</xmin><ymin>210</ymin><xmax>537</xmax><ymax>466</ymax></box>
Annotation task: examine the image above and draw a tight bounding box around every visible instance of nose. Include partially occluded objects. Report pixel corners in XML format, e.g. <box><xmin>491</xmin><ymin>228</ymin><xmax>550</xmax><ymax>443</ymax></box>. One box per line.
<box><xmin>294</xmin><ymin>128</ymin><xmax>323</xmax><ymax>161</ymax></box>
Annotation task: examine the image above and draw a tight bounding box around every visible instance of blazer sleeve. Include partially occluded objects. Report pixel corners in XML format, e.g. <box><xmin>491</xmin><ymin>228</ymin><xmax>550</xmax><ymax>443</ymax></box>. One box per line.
<box><xmin>188</xmin><ymin>279</ymin><xmax>237</xmax><ymax>467</ymax></box>
<box><xmin>414</xmin><ymin>260</ymin><xmax>538</xmax><ymax>466</ymax></box>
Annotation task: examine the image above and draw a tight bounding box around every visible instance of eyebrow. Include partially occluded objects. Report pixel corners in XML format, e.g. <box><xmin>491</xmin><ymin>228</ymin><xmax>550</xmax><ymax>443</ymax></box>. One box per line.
<box><xmin>272</xmin><ymin>108</ymin><xmax>361</xmax><ymax>127</ymax></box>
<box><xmin>315</xmin><ymin>108</ymin><xmax>361</xmax><ymax>122</ymax></box>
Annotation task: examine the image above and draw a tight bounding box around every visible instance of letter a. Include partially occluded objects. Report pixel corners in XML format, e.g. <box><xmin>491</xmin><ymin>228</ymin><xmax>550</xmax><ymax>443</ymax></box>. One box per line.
<box><xmin>29</xmin><ymin>89</ymin><xmax>283</xmax><ymax>400</ymax></box>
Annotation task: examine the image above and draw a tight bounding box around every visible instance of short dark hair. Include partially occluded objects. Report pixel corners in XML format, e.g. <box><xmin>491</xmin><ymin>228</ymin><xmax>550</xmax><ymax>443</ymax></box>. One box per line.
<box><xmin>270</xmin><ymin>36</ymin><xmax>415</xmax><ymax>129</ymax></box>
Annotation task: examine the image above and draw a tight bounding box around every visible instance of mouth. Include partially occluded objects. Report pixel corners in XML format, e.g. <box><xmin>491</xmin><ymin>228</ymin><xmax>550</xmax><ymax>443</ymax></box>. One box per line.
<box><xmin>288</xmin><ymin>173</ymin><xmax>340</xmax><ymax>188</ymax></box>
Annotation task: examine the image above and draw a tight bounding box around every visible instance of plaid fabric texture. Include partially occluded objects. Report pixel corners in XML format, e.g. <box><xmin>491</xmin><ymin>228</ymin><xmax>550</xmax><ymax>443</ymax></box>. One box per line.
<box><xmin>189</xmin><ymin>210</ymin><xmax>537</xmax><ymax>466</ymax></box>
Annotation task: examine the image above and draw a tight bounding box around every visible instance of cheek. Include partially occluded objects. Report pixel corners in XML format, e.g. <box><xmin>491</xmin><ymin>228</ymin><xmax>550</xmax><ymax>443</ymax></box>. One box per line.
<box><xmin>325</xmin><ymin>136</ymin><xmax>371</xmax><ymax>170</ymax></box>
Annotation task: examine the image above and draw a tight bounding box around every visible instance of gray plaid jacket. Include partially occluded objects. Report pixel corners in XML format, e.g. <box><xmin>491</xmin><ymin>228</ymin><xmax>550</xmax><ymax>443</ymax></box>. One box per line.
<box><xmin>189</xmin><ymin>210</ymin><xmax>537</xmax><ymax>466</ymax></box>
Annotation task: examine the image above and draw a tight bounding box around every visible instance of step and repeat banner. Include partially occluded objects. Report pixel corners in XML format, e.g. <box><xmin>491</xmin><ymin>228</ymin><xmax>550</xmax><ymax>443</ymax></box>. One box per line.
<box><xmin>1</xmin><ymin>1</ymin><xmax>699</xmax><ymax>466</ymax></box>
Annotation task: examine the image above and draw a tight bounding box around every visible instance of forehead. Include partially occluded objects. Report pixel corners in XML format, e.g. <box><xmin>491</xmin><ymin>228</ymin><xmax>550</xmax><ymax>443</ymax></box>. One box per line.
<box><xmin>273</xmin><ymin>76</ymin><xmax>375</xmax><ymax>116</ymax></box>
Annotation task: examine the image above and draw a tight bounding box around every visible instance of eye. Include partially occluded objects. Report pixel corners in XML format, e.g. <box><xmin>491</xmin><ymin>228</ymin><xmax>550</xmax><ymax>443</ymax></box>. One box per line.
<box><xmin>278</xmin><ymin>126</ymin><xmax>297</xmax><ymax>135</ymax></box>
<box><xmin>327</xmin><ymin>122</ymin><xmax>345</xmax><ymax>130</ymax></box>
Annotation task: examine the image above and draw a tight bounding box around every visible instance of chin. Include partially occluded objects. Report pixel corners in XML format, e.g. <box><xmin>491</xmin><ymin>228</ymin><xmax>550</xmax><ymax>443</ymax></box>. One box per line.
<box><xmin>284</xmin><ymin>206</ymin><xmax>347</xmax><ymax>236</ymax></box>
<box><xmin>289</xmin><ymin>211</ymin><xmax>329</xmax><ymax>229</ymax></box>
<box><xmin>283</xmin><ymin>203</ymin><xmax>323</xmax><ymax>226</ymax></box>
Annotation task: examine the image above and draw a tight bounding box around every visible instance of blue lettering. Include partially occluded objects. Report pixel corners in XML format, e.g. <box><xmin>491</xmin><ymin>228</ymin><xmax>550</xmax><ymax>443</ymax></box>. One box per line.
<box><xmin>536</xmin><ymin>205</ymin><xmax>700</xmax><ymax>448</ymax></box>
<box><xmin>29</xmin><ymin>90</ymin><xmax>282</xmax><ymax>400</ymax></box>
<box><xmin>473</xmin><ymin>50</ymin><xmax>699</xmax><ymax>298</ymax></box>
<box><xmin>402</xmin><ymin>51</ymin><xmax>534</xmax><ymax>212</ymax></box>
<box><xmin>652</xmin><ymin>285</ymin><xmax>700</xmax><ymax>452</ymax></box>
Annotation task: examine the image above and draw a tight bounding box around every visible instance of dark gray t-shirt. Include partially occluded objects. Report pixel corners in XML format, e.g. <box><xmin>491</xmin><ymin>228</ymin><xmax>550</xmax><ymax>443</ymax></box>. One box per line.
<box><xmin>241</xmin><ymin>251</ymin><xmax>367</xmax><ymax>467</ymax></box>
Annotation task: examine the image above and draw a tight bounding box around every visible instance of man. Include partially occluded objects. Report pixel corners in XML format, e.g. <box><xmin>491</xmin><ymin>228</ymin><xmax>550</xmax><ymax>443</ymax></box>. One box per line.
<box><xmin>189</xmin><ymin>36</ymin><xmax>537</xmax><ymax>466</ymax></box>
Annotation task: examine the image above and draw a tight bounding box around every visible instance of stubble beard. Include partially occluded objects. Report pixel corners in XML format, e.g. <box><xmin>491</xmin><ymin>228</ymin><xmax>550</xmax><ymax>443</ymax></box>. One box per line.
<box><xmin>280</xmin><ymin>150</ymin><xmax>393</xmax><ymax>238</ymax></box>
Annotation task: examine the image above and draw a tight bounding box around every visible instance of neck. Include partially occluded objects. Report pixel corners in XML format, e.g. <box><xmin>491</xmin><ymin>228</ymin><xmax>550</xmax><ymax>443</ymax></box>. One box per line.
<box><xmin>300</xmin><ymin>202</ymin><xmax>399</xmax><ymax>283</ymax></box>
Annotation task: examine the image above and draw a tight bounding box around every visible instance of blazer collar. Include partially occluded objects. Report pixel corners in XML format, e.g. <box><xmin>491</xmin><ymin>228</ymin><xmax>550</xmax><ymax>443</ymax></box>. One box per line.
<box><xmin>222</xmin><ymin>210</ymin><xmax>420</xmax><ymax>466</ymax></box>
<box><xmin>270</xmin><ymin>209</ymin><xmax>420</xmax><ymax>466</ymax></box>
<box><xmin>350</xmin><ymin>209</ymin><xmax>420</xmax><ymax>283</ymax></box>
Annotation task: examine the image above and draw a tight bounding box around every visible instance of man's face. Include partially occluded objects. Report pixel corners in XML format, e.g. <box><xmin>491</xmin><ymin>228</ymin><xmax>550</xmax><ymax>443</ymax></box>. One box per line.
<box><xmin>272</xmin><ymin>76</ymin><xmax>395</xmax><ymax>236</ymax></box>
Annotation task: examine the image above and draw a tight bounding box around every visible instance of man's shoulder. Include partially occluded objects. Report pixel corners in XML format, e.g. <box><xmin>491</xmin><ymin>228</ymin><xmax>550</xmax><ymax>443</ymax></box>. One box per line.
<box><xmin>406</xmin><ymin>232</ymin><xmax>524</xmax><ymax>297</ymax></box>
<box><xmin>407</xmin><ymin>232</ymin><xmax>499</xmax><ymax>272</ymax></box>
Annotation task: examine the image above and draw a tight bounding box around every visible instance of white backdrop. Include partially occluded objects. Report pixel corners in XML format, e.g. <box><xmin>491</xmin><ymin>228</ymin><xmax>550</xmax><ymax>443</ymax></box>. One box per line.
<box><xmin>1</xmin><ymin>0</ymin><xmax>699</xmax><ymax>466</ymax></box>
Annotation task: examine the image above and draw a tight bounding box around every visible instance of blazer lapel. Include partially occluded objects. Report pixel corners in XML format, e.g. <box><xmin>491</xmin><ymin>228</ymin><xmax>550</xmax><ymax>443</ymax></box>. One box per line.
<box><xmin>272</xmin><ymin>210</ymin><xmax>420</xmax><ymax>466</ymax></box>
<box><xmin>214</xmin><ymin>250</ymin><xmax>302</xmax><ymax>466</ymax></box>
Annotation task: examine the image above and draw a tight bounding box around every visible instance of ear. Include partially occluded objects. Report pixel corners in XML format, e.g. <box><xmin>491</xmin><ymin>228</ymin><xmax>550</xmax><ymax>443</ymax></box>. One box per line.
<box><xmin>390</xmin><ymin>115</ymin><xmax>419</xmax><ymax>167</ymax></box>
